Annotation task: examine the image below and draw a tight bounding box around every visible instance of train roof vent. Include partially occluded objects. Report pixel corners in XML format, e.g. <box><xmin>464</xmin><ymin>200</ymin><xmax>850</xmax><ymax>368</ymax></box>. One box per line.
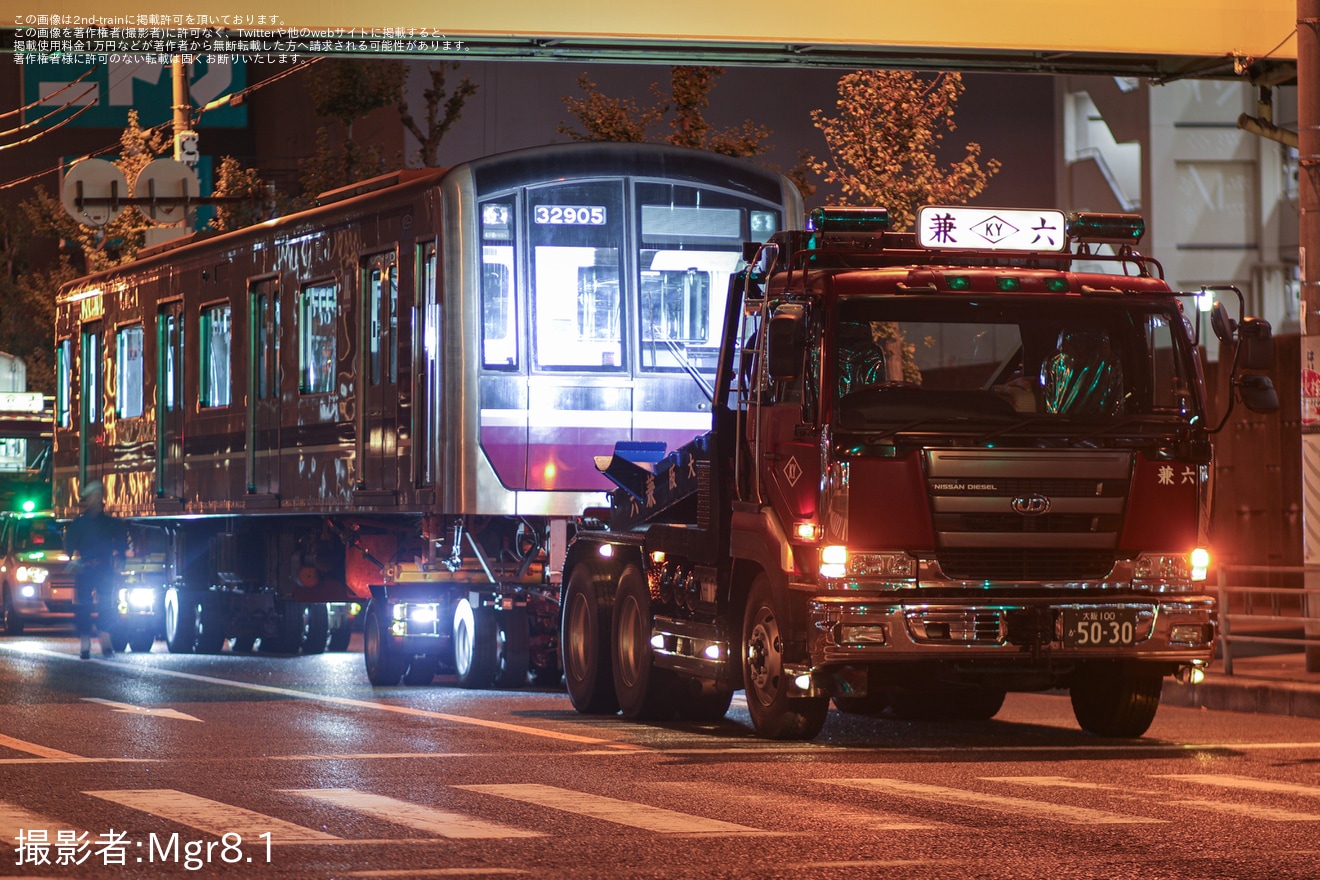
<box><xmin>315</xmin><ymin>168</ymin><xmax>447</xmax><ymax>206</ymax></box>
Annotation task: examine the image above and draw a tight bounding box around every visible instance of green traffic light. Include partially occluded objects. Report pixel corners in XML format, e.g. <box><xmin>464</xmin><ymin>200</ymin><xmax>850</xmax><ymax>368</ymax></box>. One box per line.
<box><xmin>20</xmin><ymin>499</ymin><xmax>35</xmax><ymax>513</ymax></box>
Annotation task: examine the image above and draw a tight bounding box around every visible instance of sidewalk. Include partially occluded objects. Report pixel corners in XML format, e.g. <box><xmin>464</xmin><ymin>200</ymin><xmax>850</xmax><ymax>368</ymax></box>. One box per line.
<box><xmin>1160</xmin><ymin>647</ymin><xmax>1320</xmax><ymax>720</ymax></box>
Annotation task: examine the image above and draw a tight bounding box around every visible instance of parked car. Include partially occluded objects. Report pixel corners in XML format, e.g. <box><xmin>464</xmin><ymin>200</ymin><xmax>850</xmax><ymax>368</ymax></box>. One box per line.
<box><xmin>0</xmin><ymin>510</ymin><xmax>74</xmax><ymax>634</ymax></box>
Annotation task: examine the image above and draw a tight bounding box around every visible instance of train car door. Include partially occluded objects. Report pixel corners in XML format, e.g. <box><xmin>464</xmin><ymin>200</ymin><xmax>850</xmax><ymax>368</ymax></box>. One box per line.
<box><xmin>154</xmin><ymin>301</ymin><xmax>184</xmax><ymax>501</ymax></box>
<box><xmin>246</xmin><ymin>278</ymin><xmax>280</xmax><ymax>497</ymax></box>
<box><xmin>357</xmin><ymin>252</ymin><xmax>399</xmax><ymax>495</ymax></box>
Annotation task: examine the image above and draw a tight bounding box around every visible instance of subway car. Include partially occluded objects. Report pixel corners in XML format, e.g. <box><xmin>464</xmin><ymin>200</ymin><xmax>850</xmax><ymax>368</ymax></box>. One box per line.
<box><xmin>51</xmin><ymin>142</ymin><xmax>802</xmax><ymax>685</ymax></box>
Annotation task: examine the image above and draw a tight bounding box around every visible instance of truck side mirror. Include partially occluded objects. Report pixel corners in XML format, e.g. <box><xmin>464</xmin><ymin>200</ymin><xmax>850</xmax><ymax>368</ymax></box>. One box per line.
<box><xmin>766</xmin><ymin>306</ymin><xmax>805</xmax><ymax>383</ymax></box>
<box><xmin>1238</xmin><ymin>317</ymin><xmax>1274</xmax><ymax>372</ymax></box>
<box><xmin>1210</xmin><ymin>301</ymin><xmax>1237</xmax><ymax>343</ymax></box>
<box><xmin>1238</xmin><ymin>374</ymin><xmax>1279</xmax><ymax>414</ymax></box>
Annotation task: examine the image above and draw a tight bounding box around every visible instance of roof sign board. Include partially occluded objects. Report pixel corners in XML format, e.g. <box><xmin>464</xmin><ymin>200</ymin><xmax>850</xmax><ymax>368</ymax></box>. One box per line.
<box><xmin>24</xmin><ymin>59</ymin><xmax>247</xmax><ymax>128</ymax></box>
<box><xmin>917</xmin><ymin>207</ymin><xmax>1068</xmax><ymax>253</ymax></box>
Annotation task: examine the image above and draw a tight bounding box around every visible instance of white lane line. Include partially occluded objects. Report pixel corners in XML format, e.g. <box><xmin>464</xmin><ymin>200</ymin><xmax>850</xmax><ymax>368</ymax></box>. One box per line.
<box><xmin>455</xmin><ymin>784</ymin><xmax>769</xmax><ymax>835</ymax></box>
<box><xmin>0</xmin><ymin>801</ymin><xmax>88</xmax><ymax>841</ymax></box>
<box><xmin>648</xmin><ymin>781</ymin><xmax>941</xmax><ymax>831</ymax></box>
<box><xmin>824</xmin><ymin>778</ymin><xmax>1166</xmax><ymax>825</ymax></box>
<box><xmin>283</xmin><ymin>789</ymin><xmax>543</xmax><ymax>839</ymax></box>
<box><xmin>1157</xmin><ymin>774</ymin><xmax>1320</xmax><ymax>798</ymax></box>
<box><xmin>0</xmin><ymin>644</ymin><xmax>643</xmax><ymax>751</ymax></box>
<box><xmin>1169</xmin><ymin>798</ymin><xmax>1320</xmax><ymax>822</ymax></box>
<box><xmin>82</xmin><ymin>697</ymin><xmax>204</xmax><ymax>722</ymax></box>
<box><xmin>0</xmin><ymin>732</ymin><xmax>86</xmax><ymax>760</ymax></box>
<box><xmin>85</xmin><ymin>789</ymin><xmax>340</xmax><ymax>842</ymax></box>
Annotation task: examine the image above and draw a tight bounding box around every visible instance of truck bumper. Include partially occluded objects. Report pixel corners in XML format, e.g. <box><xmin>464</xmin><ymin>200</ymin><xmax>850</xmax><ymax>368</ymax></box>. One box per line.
<box><xmin>809</xmin><ymin>594</ymin><xmax>1217</xmax><ymax>669</ymax></box>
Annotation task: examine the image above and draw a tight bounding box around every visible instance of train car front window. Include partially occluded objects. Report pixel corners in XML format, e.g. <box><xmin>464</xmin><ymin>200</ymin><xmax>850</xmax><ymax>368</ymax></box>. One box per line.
<box><xmin>481</xmin><ymin>202</ymin><xmax>517</xmax><ymax>369</ymax></box>
<box><xmin>529</xmin><ymin>181</ymin><xmax>625</xmax><ymax>371</ymax></box>
<box><xmin>300</xmin><ymin>283</ymin><xmax>338</xmax><ymax>394</ymax></box>
<box><xmin>116</xmin><ymin>324</ymin><xmax>144</xmax><ymax>418</ymax></box>
<box><xmin>199</xmin><ymin>304</ymin><xmax>232</xmax><ymax>408</ymax></box>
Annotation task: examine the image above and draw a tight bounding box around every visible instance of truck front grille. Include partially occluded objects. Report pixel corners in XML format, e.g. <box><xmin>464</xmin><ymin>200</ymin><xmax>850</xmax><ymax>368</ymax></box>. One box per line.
<box><xmin>936</xmin><ymin>549</ymin><xmax>1116</xmax><ymax>580</ymax></box>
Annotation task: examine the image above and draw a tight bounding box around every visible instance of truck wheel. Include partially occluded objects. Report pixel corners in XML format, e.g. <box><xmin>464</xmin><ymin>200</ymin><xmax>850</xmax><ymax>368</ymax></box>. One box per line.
<box><xmin>327</xmin><ymin>618</ymin><xmax>352</xmax><ymax>652</ymax></box>
<box><xmin>164</xmin><ymin>589</ymin><xmax>197</xmax><ymax>653</ymax></box>
<box><xmin>194</xmin><ymin>593</ymin><xmax>226</xmax><ymax>654</ymax></box>
<box><xmin>2</xmin><ymin>587</ymin><xmax>23</xmax><ymax>635</ymax></box>
<box><xmin>562</xmin><ymin>560</ymin><xmax>618</xmax><ymax>715</ymax></box>
<box><xmin>1070</xmin><ymin>664</ymin><xmax>1163</xmax><ymax>737</ymax></box>
<box><xmin>302</xmin><ymin>603</ymin><xmax>330</xmax><ymax>655</ymax></box>
<box><xmin>612</xmin><ymin>565</ymin><xmax>677</xmax><ymax>720</ymax></box>
<box><xmin>363</xmin><ymin>600</ymin><xmax>407</xmax><ymax>685</ymax></box>
<box><xmin>129</xmin><ymin>632</ymin><xmax>156</xmax><ymax>653</ymax></box>
<box><xmin>404</xmin><ymin>653</ymin><xmax>439</xmax><ymax>685</ymax></box>
<box><xmin>494</xmin><ymin>607</ymin><xmax>530</xmax><ymax>689</ymax></box>
<box><xmin>742</xmin><ymin>574</ymin><xmax>828</xmax><ymax>740</ymax></box>
<box><xmin>678</xmin><ymin>688</ymin><xmax>734</xmax><ymax>722</ymax></box>
<box><xmin>454</xmin><ymin>598</ymin><xmax>498</xmax><ymax>689</ymax></box>
<box><xmin>109</xmin><ymin>630</ymin><xmax>130</xmax><ymax>653</ymax></box>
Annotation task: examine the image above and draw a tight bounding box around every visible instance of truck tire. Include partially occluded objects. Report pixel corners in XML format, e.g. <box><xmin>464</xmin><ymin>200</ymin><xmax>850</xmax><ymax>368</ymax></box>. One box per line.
<box><xmin>164</xmin><ymin>589</ymin><xmax>197</xmax><ymax>653</ymax></box>
<box><xmin>194</xmin><ymin>593</ymin><xmax>227</xmax><ymax>654</ymax></box>
<box><xmin>2</xmin><ymin>587</ymin><xmax>24</xmax><ymax>635</ymax></box>
<box><xmin>612</xmin><ymin>565</ymin><xmax>677</xmax><ymax>720</ymax></box>
<box><xmin>109</xmin><ymin>630</ymin><xmax>131</xmax><ymax>653</ymax></box>
<box><xmin>129</xmin><ymin>631</ymin><xmax>156</xmax><ymax>653</ymax></box>
<box><xmin>454</xmin><ymin>598</ymin><xmax>499</xmax><ymax>689</ymax></box>
<box><xmin>562</xmin><ymin>559</ymin><xmax>618</xmax><ymax>715</ymax></box>
<box><xmin>494</xmin><ymin>607</ymin><xmax>530</xmax><ymax>689</ymax></box>
<box><xmin>742</xmin><ymin>574</ymin><xmax>828</xmax><ymax>740</ymax></box>
<box><xmin>363</xmin><ymin>600</ymin><xmax>407</xmax><ymax>685</ymax></box>
<box><xmin>404</xmin><ymin>653</ymin><xmax>439</xmax><ymax>685</ymax></box>
<box><xmin>302</xmin><ymin>603</ymin><xmax>330</xmax><ymax>655</ymax></box>
<box><xmin>678</xmin><ymin>688</ymin><xmax>734</xmax><ymax>722</ymax></box>
<box><xmin>1070</xmin><ymin>664</ymin><xmax>1163</xmax><ymax>737</ymax></box>
<box><xmin>327</xmin><ymin>618</ymin><xmax>352</xmax><ymax>652</ymax></box>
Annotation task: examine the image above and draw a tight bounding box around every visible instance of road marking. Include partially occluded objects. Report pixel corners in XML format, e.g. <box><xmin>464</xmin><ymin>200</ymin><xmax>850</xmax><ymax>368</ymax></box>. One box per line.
<box><xmin>344</xmin><ymin>871</ymin><xmax>526</xmax><ymax>877</ymax></box>
<box><xmin>0</xmin><ymin>801</ymin><xmax>88</xmax><ymax>841</ymax></box>
<box><xmin>1168</xmin><ymin>798</ymin><xmax>1320</xmax><ymax>822</ymax></box>
<box><xmin>0</xmin><ymin>644</ymin><xmax>644</xmax><ymax>751</ymax></box>
<box><xmin>85</xmin><ymin>789</ymin><xmax>340</xmax><ymax>842</ymax></box>
<box><xmin>1157</xmin><ymin>775</ymin><xmax>1320</xmax><ymax>799</ymax></box>
<box><xmin>82</xmin><ymin>697</ymin><xmax>204</xmax><ymax>722</ymax></box>
<box><xmin>824</xmin><ymin>778</ymin><xmax>1166</xmax><ymax>825</ymax></box>
<box><xmin>0</xmin><ymin>732</ymin><xmax>86</xmax><ymax>761</ymax></box>
<box><xmin>981</xmin><ymin>776</ymin><xmax>1108</xmax><ymax>790</ymax></box>
<box><xmin>283</xmin><ymin>789</ymin><xmax>543</xmax><ymax>839</ymax></box>
<box><xmin>455</xmin><ymin>784</ymin><xmax>769</xmax><ymax>835</ymax></box>
<box><xmin>649</xmin><ymin>781</ymin><xmax>941</xmax><ymax>830</ymax></box>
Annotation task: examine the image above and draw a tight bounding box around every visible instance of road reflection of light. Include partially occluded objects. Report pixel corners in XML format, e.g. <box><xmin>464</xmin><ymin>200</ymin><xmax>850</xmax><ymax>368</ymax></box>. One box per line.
<box><xmin>6</xmin><ymin>640</ymin><xmax>51</xmax><ymax>655</ymax></box>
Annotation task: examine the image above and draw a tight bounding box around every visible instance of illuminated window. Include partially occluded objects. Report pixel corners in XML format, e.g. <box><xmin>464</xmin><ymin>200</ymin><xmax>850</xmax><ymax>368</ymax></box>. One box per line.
<box><xmin>480</xmin><ymin>201</ymin><xmax>517</xmax><ymax>369</ymax></box>
<box><xmin>81</xmin><ymin>326</ymin><xmax>101</xmax><ymax>424</ymax></box>
<box><xmin>300</xmin><ymin>283</ymin><xmax>338</xmax><ymax>394</ymax></box>
<box><xmin>56</xmin><ymin>339</ymin><xmax>72</xmax><ymax>427</ymax></box>
<box><xmin>199</xmin><ymin>303</ymin><xmax>232</xmax><ymax>408</ymax></box>
<box><xmin>116</xmin><ymin>324</ymin><xmax>144</xmax><ymax>418</ymax></box>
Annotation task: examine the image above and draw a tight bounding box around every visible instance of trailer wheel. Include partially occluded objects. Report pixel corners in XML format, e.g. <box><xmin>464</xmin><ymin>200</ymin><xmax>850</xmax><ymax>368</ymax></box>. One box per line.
<box><xmin>612</xmin><ymin>565</ymin><xmax>677</xmax><ymax>720</ymax></box>
<box><xmin>742</xmin><ymin>574</ymin><xmax>828</xmax><ymax>740</ymax></box>
<box><xmin>494</xmin><ymin>607</ymin><xmax>530</xmax><ymax>689</ymax></box>
<box><xmin>109</xmin><ymin>630</ymin><xmax>130</xmax><ymax>653</ymax></box>
<box><xmin>363</xmin><ymin>600</ymin><xmax>407</xmax><ymax>686</ymax></box>
<box><xmin>1070</xmin><ymin>663</ymin><xmax>1163</xmax><ymax>737</ymax></box>
<box><xmin>404</xmin><ymin>653</ymin><xmax>439</xmax><ymax>685</ymax></box>
<box><xmin>327</xmin><ymin>619</ymin><xmax>352</xmax><ymax>652</ymax></box>
<box><xmin>302</xmin><ymin>603</ymin><xmax>330</xmax><ymax>655</ymax></box>
<box><xmin>454</xmin><ymin>598</ymin><xmax>499</xmax><ymax>689</ymax></box>
<box><xmin>194</xmin><ymin>593</ymin><xmax>226</xmax><ymax>654</ymax></box>
<box><xmin>677</xmin><ymin>688</ymin><xmax>734</xmax><ymax>722</ymax></box>
<box><xmin>129</xmin><ymin>631</ymin><xmax>156</xmax><ymax>653</ymax></box>
<box><xmin>562</xmin><ymin>559</ymin><xmax>618</xmax><ymax>715</ymax></box>
<box><xmin>164</xmin><ymin>589</ymin><xmax>196</xmax><ymax>653</ymax></box>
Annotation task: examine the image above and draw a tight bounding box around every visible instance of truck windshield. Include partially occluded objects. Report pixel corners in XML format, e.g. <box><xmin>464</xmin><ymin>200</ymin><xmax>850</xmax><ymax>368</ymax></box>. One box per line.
<box><xmin>834</xmin><ymin>296</ymin><xmax>1199</xmax><ymax>431</ymax></box>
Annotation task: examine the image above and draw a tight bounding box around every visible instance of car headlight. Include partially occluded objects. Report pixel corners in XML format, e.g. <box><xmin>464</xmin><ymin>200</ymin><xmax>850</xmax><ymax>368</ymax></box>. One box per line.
<box><xmin>16</xmin><ymin>566</ymin><xmax>49</xmax><ymax>584</ymax></box>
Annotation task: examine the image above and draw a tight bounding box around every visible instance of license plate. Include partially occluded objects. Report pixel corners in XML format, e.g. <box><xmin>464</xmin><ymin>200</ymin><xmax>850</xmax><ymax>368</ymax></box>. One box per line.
<box><xmin>1063</xmin><ymin>608</ymin><xmax>1140</xmax><ymax>647</ymax></box>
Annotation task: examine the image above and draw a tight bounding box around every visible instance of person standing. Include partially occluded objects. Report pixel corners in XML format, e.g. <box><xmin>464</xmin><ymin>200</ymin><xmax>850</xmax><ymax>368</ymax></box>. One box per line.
<box><xmin>64</xmin><ymin>482</ymin><xmax>127</xmax><ymax>659</ymax></box>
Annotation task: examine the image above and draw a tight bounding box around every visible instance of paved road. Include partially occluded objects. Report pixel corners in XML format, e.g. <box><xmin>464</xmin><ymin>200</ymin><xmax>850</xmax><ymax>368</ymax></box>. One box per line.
<box><xmin>3</xmin><ymin>633</ymin><xmax>1320</xmax><ymax>879</ymax></box>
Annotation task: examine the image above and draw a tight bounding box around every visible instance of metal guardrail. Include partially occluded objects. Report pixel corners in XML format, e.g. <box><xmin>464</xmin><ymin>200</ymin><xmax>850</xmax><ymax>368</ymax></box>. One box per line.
<box><xmin>1216</xmin><ymin>564</ymin><xmax>1320</xmax><ymax>675</ymax></box>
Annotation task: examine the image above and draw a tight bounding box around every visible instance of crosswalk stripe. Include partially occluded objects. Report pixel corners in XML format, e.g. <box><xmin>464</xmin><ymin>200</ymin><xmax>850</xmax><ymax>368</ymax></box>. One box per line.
<box><xmin>454</xmin><ymin>784</ymin><xmax>768</xmax><ymax>835</ymax></box>
<box><xmin>283</xmin><ymin>789</ymin><xmax>543</xmax><ymax>839</ymax></box>
<box><xmin>0</xmin><ymin>732</ymin><xmax>86</xmax><ymax>761</ymax></box>
<box><xmin>1156</xmin><ymin>775</ymin><xmax>1320</xmax><ymax>799</ymax></box>
<box><xmin>649</xmin><ymin>781</ymin><xmax>941</xmax><ymax>830</ymax></box>
<box><xmin>824</xmin><ymin>778</ymin><xmax>1166</xmax><ymax>825</ymax></box>
<box><xmin>0</xmin><ymin>801</ymin><xmax>87</xmax><ymax>842</ymax></box>
<box><xmin>985</xmin><ymin>775</ymin><xmax>1320</xmax><ymax>821</ymax></box>
<box><xmin>85</xmin><ymin>790</ymin><xmax>339</xmax><ymax>842</ymax></box>
<box><xmin>1168</xmin><ymin>798</ymin><xmax>1320</xmax><ymax>822</ymax></box>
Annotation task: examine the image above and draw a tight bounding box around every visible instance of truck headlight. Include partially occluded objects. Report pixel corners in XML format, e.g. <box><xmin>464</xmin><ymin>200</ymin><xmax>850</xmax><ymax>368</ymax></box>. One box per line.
<box><xmin>16</xmin><ymin>566</ymin><xmax>49</xmax><ymax>584</ymax></box>
<box><xmin>820</xmin><ymin>545</ymin><xmax>848</xmax><ymax>579</ymax></box>
<box><xmin>19</xmin><ymin>585</ymin><xmax>36</xmax><ymax>599</ymax></box>
<box><xmin>1132</xmin><ymin>549</ymin><xmax>1209</xmax><ymax>589</ymax></box>
<box><xmin>120</xmin><ymin>587</ymin><xmax>156</xmax><ymax>610</ymax></box>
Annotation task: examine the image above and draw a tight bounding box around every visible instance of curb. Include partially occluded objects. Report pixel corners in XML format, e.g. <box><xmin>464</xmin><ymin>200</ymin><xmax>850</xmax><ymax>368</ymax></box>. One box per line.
<box><xmin>1161</xmin><ymin>677</ymin><xmax>1320</xmax><ymax>720</ymax></box>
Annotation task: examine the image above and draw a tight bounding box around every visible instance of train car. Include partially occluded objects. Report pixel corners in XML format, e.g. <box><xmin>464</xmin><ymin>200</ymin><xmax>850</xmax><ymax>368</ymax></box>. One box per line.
<box><xmin>51</xmin><ymin>142</ymin><xmax>802</xmax><ymax>685</ymax></box>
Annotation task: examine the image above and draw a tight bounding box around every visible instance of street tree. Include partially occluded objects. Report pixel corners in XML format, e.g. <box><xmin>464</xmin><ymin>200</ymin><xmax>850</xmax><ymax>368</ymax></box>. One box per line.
<box><xmin>809</xmin><ymin>70</ymin><xmax>1000</xmax><ymax>231</ymax></box>
<box><xmin>399</xmin><ymin>62</ymin><xmax>479</xmax><ymax>167</ymax></box>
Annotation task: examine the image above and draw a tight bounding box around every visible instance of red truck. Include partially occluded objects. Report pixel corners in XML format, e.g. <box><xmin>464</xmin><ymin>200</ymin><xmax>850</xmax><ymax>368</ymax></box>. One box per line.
<box><xmin>560</xmin><ymin>205</ymin><xmax>1278</xmax><ymax>739</ymax></box>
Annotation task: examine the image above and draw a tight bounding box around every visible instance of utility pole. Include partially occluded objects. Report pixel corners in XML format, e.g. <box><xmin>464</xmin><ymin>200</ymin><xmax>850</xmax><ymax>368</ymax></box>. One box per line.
<box><xmin>171</xmin><ymin>56</ymin><xmax>199</xmax><ymax>232</ymax></box>
<box><xmin>1299</xmin><ymin>0</ymin><xmax>1320</xmax><ymax>670</ymax></box>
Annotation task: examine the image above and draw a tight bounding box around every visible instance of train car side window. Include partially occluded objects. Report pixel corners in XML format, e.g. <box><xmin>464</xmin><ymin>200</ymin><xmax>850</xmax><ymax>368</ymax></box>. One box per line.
<box><xmin>81</xmin><ymin>325</ymin><xmax>102</xmax><ymax>424</ymax></box>
<box><xmin>480</xmin><ymin>202</ymin><xmax>517</xmax><ymax>369</ymax></box>
<box><xmin>363</xmin><ymin>254</ymin><xmax>398</xmax><ymax>386</ymax></box>
<box><xmin>528</xmin><ymin>181</ymin><xmax>625</xmax><ymax>371</ymax></box>
<box><xmin>115</xmin><ymin>324</ymin><xmax>145</xmax><ymax>418</ymax></box>
<box><xmin>199</xmin><ymin>303</ymin><xmax>233</xmax><ymax>408</ymax></box>
<box><xmin>56</xmin><ymin>338</ymin><xmax>72</xmax><ymax>427</ymax></box>
<box><xmin>300</xmin><ymin>282</ymin><xmax>338</xmax><ymax>394</ymax></box>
